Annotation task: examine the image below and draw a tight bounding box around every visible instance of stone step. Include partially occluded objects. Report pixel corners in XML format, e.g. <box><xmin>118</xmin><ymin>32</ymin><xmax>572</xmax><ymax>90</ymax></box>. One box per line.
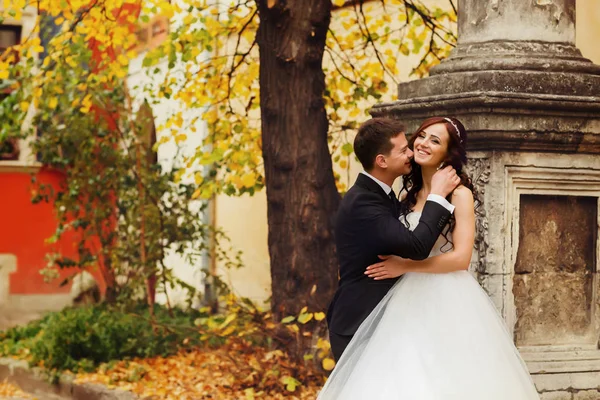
<box><xmin>522</xmin><ymin>349</ymin><xmax>600</xmax><ymax>373</ymax></box>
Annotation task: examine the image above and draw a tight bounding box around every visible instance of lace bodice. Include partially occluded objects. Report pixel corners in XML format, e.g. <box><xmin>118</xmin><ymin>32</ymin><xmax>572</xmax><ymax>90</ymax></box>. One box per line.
<box><xmin>402</xmin><ymin>211</ymin><xmax>452</xmax><ymax>257</ymax></box>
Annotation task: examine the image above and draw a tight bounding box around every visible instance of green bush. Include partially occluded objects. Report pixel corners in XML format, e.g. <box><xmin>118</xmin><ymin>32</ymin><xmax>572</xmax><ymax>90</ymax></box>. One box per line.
<box><xmin>0</xmin><ymin>303</ymin><xmax>203</xmax><ymax>374</ymax></box>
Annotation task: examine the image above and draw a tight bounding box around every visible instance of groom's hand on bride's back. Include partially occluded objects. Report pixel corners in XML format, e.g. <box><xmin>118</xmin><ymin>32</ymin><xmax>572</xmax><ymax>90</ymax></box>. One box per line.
<box><xmin>431</xmin><ymin>165</ymin><xmax>461</xmax><ymax>198</ymax></box>
<box><xmin>365</xmin><ymin>255</ymin><xmax>407</xmax><ymax>280</ymax></box>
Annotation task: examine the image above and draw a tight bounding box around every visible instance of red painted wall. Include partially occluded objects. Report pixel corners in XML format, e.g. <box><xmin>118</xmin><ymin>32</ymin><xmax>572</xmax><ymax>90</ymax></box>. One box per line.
<box><xmin>0</xmin><ymin>169</ymin><xmax>105</xmax><ymax>295</ymax></box>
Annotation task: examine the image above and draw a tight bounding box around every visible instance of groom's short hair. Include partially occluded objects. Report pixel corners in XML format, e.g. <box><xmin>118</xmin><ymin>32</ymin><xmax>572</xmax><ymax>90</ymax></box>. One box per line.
<box><xmin>354</xmin><ymin>118</ymin><xmax>406</xmax><ymax>171</ymax></box>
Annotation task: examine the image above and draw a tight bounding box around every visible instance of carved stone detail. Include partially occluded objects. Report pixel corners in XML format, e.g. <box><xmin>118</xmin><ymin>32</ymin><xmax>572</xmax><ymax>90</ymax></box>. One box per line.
<box><xmin>465</xmin><ymin>157</ymin><xmax>491</xmax><ymax>277</ymax></box>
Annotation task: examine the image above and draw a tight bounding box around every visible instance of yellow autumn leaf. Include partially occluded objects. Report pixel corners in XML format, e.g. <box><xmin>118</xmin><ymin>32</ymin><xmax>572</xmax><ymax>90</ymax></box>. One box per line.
<box><xmin>349</xmin><ymin>108</ymin><xmax>360</xmax><ymax>117</ymax></box>
<box><xmin>220</xmin><ymin>325</ymin><xmax>236</xmax><ymax>336</ymax></box>
<box><xmin>240</xmin><ymin>173</ymin><xmax>256</xmax><ymax>188</ymax></box>
<box><xmin>194</xmin><ymin>172</ymin><xmax>204</xmax><ymax>185</ymax></box>
<box><xmin>80</xmin><ymin>94</ymin><xmax>92</xmax><ymax>113</ymax></box>
<box><xmin>114</xmin><ymin>68</ymin><xmax>127</xmax><ymax>79</ymax></box>
<box><xmin>158</xmin><ymin>1</ymin><xmax>174</xmax><ymax>18</ymax></box>
<box><xmin>297</xmin><ymin>313</ymin><xmax>313</xmax><ymax>324</ymax></box>
<box><xmin>117</xmin><ymin>54</ymin><xmax>129</xmax><ymax>66</ymax></box>
<box><xmin>322</xmin><ymin>357</ymin><xmax>336</xmax><ymax>371</ymax></box>
<box><xmin>48</xmin><ymin>97</ymin><xmax>58</xmax><ymax>109</ymax></box>
<box><xmin>19</xmin><ymin>101</ymin><xmax>30</xmax><ymax>112</ymax></box>
<box><xmin>314</xmin><ymin>312</ymin><xmax>326</xmax><ymax>321</ymax></box>
<box><xmin>244</xmin><ymin>387</ymin><xmax>256</xmax><ymax>400</ymax></box>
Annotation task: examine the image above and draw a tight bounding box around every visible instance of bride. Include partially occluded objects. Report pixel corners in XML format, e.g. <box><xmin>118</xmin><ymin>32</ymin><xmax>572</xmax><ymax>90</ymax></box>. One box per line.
<box><xmin>317</xmin><ymin>117</ymin><xmax>539</xmax><ymax>399</ymax></box>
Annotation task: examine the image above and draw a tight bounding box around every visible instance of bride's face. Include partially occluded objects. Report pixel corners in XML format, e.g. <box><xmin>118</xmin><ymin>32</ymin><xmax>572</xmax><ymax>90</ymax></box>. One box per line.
<box><xmin>413</xmin><ymin>123</ymin><xmax>450</xmax><ymax>168</ymax></box>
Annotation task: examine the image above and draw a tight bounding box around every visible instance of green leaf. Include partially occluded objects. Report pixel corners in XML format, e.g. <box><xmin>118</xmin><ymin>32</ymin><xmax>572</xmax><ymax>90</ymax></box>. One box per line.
<box><xmin>281</xmin><ymin>376</ymin><xmax>301</xmax><ymax>392</ymax></box>
<box><xmin>412</xmin><ymin>39</ymin><xmax>424</xmax><ymax>54</ymax></box>
<box><xmin>341</xmin><ymin>142</ymin><xmax>353</xmax><ymax>156</ymax></box>
<box><xmin>297</xmin><ymin>312</ymin><xmax>313</xmax><ymax>324</ymax></box>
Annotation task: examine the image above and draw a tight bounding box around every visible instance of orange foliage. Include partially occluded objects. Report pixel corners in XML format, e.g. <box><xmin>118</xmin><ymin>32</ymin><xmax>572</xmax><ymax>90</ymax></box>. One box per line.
<box><xmin>75</xmin><ymin>345</ymin><xmax>324</xmax><ymax>399</ymax></box>
<box><xmin>0</xmin><ymin>381</ymin><xmax>35</xmax><ymax>399</ymax></box>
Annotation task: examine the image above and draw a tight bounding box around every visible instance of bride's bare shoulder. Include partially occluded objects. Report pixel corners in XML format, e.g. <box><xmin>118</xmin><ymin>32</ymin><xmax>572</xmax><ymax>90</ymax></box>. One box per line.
<box><xmin>451</xmin><ymin>185</ymin><xmax>474</xmax><ymax>207</ymax></box>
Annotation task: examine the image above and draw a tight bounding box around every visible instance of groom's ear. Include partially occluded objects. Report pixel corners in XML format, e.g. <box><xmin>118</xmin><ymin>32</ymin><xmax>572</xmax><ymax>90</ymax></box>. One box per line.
<box><xmin>374</xmin><ymin>154</ymin><xmax>387</xmax><ymax>169</ymax></box>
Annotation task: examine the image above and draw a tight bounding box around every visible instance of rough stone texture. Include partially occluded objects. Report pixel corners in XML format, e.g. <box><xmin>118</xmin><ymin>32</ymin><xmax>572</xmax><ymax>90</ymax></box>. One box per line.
<box><xmin>540</xmin><ymin>392</ymin><xmax>573</xmax><ymax>400</ymax></box>
<box><xmin>371</xmin><ymin>94</ymin><xmax>600</xmax><ymax>154</ymax></box>
<box><xmin>534</xmin><ymin>372</ymin><xmax>600</xmax><ymax>391</ymax></box>
<box><xmin>464</xmin><ymin>157</ymin><xmax>491</xmax><ymax>275</ymax></box>
<box><xmin>513</xmin><ymin>195</ymin><xmax>596</xmax><ymax>347</ymax></box>
<box><xmin>433</xmin><ymin>42</ymin><xmax>598</xmax><ymax>75</ymax></box>
<box><xmin>459</xmin><ymin>0</ymin><xmax>575</xmax><ymax>44</ymax></box>
<box><xmin>574</xmin><ymin>390</ymin><xmax>600</xmax><ymax>399</ymax></box>
<box><xmin>396</xmin><ymin>70</ymin><xmax>600</xmax><ymax>98</ymax></box>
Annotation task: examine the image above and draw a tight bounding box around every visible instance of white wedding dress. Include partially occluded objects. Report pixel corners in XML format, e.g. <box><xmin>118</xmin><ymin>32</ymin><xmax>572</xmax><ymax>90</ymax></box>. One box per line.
<box><xmin>318</xmin><ymin>211</ymin><xmax>539</xmax><ymax>400</ymax></box>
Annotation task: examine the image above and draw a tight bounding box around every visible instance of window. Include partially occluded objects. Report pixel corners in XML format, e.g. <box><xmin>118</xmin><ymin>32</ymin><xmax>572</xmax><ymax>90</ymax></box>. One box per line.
<box><xmin>135</xmin><ymin>16</ymin><xmax>169</xmax><ymax>53</ymax></box>
<box><xmin>0</xmin><ymin>24</ymin><xmax>21</xmax><ymax>67</ymax></box>
<box><xmin>0</xmin><ymin>24</ymin><xmax>21</xmax><ymax>55</ymax></box>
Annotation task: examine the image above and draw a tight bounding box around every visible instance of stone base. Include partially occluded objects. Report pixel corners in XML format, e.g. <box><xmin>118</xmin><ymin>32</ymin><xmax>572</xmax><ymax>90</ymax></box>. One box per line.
<box><xmin>534</xmin><ymin>370</ymin><xmax>600</xmax><ymax>399</ymax></box>
<box><xmin>372</xmin><ymin>92</ymin><xmax>600</xmax><ymax>153</ymax></box>
<box><xmin>371</xmin><ymin>40</ymin><xmax>600</xmax><ymax>153</ymax></box>
<box><xmin>523</xmin><ymin>346</ymin><xmax>600</xmax><ymax>374</ymax></box>
<box><xmin>432</xmin><ymin>42</ymin><xmax>600</xmax><ymax>76</ymax></box>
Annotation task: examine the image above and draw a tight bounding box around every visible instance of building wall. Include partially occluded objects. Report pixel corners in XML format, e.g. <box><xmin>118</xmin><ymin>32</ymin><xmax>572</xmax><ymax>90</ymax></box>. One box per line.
<box><xmin>0</xmin><ymin>169</ymin><xmax>78</xmax><ymax>295</ymax></box>
<box><xmin>126</xmin><ymin>13</ymin><xmax>208</xmax><ymax>307</ymax></box>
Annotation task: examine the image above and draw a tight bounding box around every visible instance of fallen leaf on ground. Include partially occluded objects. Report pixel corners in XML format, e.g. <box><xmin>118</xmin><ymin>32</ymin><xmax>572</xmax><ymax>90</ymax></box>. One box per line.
<box><xmin>75</xmin><ymin>345</ymin><xmax>325</xmax><ymax>399</ymax></box>
<box><xmin>0</xmin><ymin>381</ymin><xmax>36</xmax><ymax>399</ymax></box>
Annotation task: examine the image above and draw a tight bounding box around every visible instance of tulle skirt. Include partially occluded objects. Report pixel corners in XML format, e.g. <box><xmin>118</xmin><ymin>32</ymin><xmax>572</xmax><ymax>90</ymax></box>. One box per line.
<box><xmin>318</xmin><ymin>271</ymin><xmax>539</xmax><ymax>400</ymax></box>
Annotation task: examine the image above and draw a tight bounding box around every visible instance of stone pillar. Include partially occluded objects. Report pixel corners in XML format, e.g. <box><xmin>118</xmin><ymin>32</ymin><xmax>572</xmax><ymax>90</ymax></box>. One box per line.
<box><xmin>372</xmin><ymin>1</ymin><xmax>600</xmax><ymax>397</ymax></box>
<box><xmin>459</xmin><ymin>0</ymin><xmax>575</xmax><ymax>44</ymax></box>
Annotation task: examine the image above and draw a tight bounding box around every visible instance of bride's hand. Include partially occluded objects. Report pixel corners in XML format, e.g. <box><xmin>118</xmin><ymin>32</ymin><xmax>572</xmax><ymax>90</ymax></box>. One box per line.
<box><xmin>365</xmin><ymin>255</ymin><xmax>408</xmax><ymax>280</ymax></box>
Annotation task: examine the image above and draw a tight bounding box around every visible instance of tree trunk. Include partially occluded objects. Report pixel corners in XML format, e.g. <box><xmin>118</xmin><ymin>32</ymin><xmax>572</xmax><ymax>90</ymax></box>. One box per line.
<box><xmin>256</xmin><ymin>0</ymin><xmax>341</xmax><ymax>319</ymax></box>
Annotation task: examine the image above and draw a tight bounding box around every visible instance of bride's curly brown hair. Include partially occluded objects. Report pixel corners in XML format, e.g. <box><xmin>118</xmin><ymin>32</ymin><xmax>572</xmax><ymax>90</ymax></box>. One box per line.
<box><xmin>399</xmin><ymin>116</ymin><xmax>479</xmax><ymax>252</ymax></box>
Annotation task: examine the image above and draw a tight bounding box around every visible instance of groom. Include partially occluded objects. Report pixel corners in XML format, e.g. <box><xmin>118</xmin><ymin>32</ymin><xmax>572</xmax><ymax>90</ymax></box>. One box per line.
<box><xmin>326</xmin><ymin>117</ymin><xmax>460</xmax><ymax>361</ymax></box>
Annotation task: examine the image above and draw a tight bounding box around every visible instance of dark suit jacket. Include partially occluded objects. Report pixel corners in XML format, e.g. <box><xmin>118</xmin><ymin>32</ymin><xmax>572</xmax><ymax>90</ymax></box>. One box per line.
<box><xmin>326</xmin><ymin>173</ymin><xmax>451</xmax><ymax>336</ymax></box>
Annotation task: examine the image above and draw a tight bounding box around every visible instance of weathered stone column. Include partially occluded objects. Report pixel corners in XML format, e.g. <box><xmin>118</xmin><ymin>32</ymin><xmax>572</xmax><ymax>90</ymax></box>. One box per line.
<box><xmin>372</xmin><ymin>1</ymin><xmax>600</xmax><ymax>397</ymax></box>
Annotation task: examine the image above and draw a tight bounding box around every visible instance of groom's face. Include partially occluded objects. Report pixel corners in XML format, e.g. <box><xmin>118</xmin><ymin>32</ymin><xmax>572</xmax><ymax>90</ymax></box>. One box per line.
<box><xmin>382</xmin><ymin>133</ymin><xmax>413</xmax><ymax>177</ymax></box>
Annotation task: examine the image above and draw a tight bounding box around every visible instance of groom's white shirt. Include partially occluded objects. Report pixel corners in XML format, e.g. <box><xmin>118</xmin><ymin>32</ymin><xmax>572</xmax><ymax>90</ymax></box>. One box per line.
<box><xmin>360</xmin><ymin>171</ymin><xmax>455</xmax><ymax>213</ymax></box>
